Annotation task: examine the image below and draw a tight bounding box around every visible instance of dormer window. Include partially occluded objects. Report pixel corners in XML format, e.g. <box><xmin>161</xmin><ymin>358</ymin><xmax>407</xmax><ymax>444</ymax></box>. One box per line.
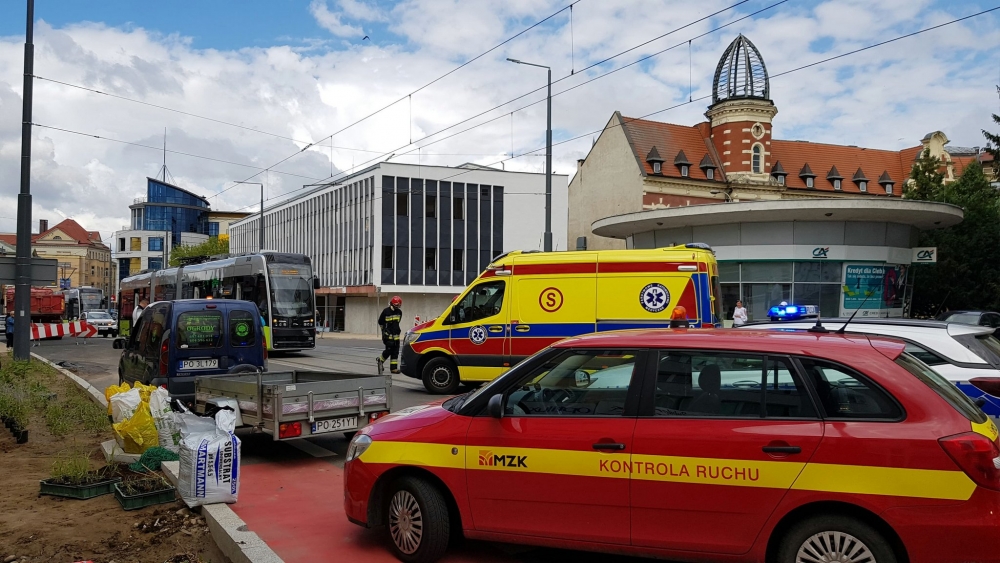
<box><xmin>852</xmin><ymin>167</ymin><xmax>870</xmax><ymax>193</ymax></box>
<box><xmin>827</xmin><ymin>166</ymin><xmax>844</xmax><ymax>191</ymax></box>
<box><xmin>777</xmin><ymin>175</ymin><xmax>785</xmax><ymax>186</ymax></box>
<box><xmin>645</xmin><ymin>146</ymin><xmax>665</xmax><ymax>176</ymax></box>
<box><xmin>806</xmin><ymin>177</ymin><xmax>814</xmax><ymax>188</ymax></box>
<box><xmin>706</xmin><ymin>168</ymin><xmax>714</xmax><ymax>180</ymax></box>
<box><xmin>771</xmin><ymin>160</ymin><xmax>788</xmax><ymax>186</ymax></box>
<box><xmin>680</xmin><ymin>165</ymin><xmax>689</xmax><ymax>177</ymax></box>
<box><xmin>859</xmin><ymin>181</ymin><xmax>867</xmax><ymax>192</ymax></box>
<box><xmin>653</xmin><ymin>162</ymin><xmax>661</xmax><ymax>174</ymax></box>
<box><xmin>699</xmin><ymin>153</ymin><xmax>718</xmax><ymax>181</ymax></box>
<box><xmin>878</xmin><ymin>170</ymin><xmax>895</xmax><ymax>196</ymax></box>
<box><xmin>833</xmin><ymin>179</ymin><xmax>842</xmax><ymax>190</ymax></box>
<box><xmin>673</xmin><ymin>150</ymin><xmax>692</xmax><ymax>177</ymax></box>
<box><xmin>799</xmin><ymin>163</ymin><xmax>816</xmax><ymax>189</ymax></box>
<box><xmin>885</xmin><ymin>183</ymin><xmax>893</xmax><ymax>194</ymax></box>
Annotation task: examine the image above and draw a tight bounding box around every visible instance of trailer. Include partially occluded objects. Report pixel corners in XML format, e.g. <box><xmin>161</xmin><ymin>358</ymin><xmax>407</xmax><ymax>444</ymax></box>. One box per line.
<box><xmin>194</xmin><ymin>370</ymin><xmax>392</xmax><ymax>440</ymax></box>
<box><xmin>3</xmin><ymin>285</ymin><xmax>65</xmax><ymax>323</ymax></box>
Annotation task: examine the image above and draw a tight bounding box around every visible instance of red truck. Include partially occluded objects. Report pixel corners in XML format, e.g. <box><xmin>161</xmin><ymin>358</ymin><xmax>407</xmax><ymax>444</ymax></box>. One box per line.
<box><xmin>3</xmin><ymin>286</ymin><xmax>65</xmax><ymax>323</ymax></box>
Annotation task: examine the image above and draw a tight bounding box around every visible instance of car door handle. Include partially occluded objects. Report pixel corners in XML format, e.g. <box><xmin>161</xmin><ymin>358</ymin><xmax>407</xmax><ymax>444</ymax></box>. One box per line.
<box><xmin>762</xmin><ymin>445</ymin><xmax>801</xmax><ymax>454</ymax></box>
<box><xmin>514</xmin><ymin>325</ymin><xmax>531</xmax><ymax>332</ymax></box>
<box><xmin>592</xmin><ymin>442</ymin><xmax>626</xmax><ymax>451</ymax></box>
<box><xmin>488</xmin><ymin>325</ymin><xmax>504</xmax><ymax>333</ymax></box>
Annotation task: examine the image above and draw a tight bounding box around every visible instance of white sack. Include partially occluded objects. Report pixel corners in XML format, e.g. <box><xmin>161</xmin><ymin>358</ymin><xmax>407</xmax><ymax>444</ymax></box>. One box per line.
<box><xmin>177</xmin><ymin>410</ymin><xmax>241</xmax><ymax>507</ymax></box>
<box><xmin>149</xmin><ymin>387</ymin><xmax>181</xmax><ymax>453</ymax></box>
<box><xmin>110</xmin><ymin>388</ymin><xmax>141</xmax><ymax>423</ymax></box>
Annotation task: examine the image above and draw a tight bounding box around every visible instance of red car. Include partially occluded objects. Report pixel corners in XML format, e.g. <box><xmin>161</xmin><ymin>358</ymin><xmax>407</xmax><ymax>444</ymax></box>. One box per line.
<box><xmin>344</xmin><ymin>329</ymin><xmax>1000</xmax><ymax>563</ymax></box>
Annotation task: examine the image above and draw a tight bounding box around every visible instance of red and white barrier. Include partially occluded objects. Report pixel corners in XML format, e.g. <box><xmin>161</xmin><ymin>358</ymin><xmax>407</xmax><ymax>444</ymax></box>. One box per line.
<box><xmin>29</xmin><ymin>321</ymin><xmax>95</xmax><ymax>340</ymax></box>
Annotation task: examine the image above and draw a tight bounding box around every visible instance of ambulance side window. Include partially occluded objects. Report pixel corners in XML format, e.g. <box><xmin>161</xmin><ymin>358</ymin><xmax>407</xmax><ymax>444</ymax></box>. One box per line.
<box><xmin>504</xmin><ymin>349</ymin><xmax>639</xmax><ymax>417</ymax></box>
<box><xmin>445</xmin><ymin>280</ymin><xmax>505</xmax><ymax>325</ymax></box>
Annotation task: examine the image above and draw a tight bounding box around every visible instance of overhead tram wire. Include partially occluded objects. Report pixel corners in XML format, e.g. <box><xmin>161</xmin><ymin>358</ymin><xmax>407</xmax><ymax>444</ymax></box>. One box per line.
<box><xmin>228</xmin><ymin>0</ymin><xmax>788</xmax><ymax>210</ymax></box>
<box><xmin>211</xmin><ymin>0</ymin><xmax>586</xmax><ymax>201</ymax></box>
<box><xmin>30</xmin><ymin>122</ymin><xmax>326</xmax><ymax>182</ymax></box>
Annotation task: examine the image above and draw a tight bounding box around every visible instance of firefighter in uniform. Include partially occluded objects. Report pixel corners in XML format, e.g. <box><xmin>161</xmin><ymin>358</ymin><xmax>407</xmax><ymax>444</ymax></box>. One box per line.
<box><xmin>377</xmin><ymin>296</ymin><xmax>403</xmax><ymax>374</ymax></box>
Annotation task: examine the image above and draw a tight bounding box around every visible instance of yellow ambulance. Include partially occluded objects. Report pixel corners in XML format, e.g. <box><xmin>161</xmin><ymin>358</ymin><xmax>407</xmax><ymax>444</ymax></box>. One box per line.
<box><xmin>399</xmin><ymin>244</ymin><xmax>722</xmax><ymax>393</ymax></box>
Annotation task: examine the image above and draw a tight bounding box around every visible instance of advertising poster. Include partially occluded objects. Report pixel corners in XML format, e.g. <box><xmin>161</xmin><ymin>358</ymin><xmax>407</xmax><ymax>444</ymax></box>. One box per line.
<box><xmin>842</xmin><ymin>263</ymin><xmax>907</xmax><ymax>318</ymax></box>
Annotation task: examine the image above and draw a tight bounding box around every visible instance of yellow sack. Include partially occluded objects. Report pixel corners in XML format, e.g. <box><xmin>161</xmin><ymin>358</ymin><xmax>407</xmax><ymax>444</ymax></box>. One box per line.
<box><xmin>134</xmin><ymin>383</ymin><xmax>155</xmax><ymax>404</ymax></box>
<box><xmin>112</xmin><ymin>403</ymin><xmax>160</xmax><ymax>454</ymax></box>
<box><xmin>104</xmin><ymin>382</ymin><xmax>131</xmax><ymax>416</ymax></box>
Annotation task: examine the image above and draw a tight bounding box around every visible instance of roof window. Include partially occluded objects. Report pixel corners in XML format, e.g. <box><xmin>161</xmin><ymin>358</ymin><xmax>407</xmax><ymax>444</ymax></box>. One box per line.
<box><xmin>645</xmin><ymin>147</ymin><xmax>665</xmax><ymax>175</ymax></box>
<box><xmin>852</xmin><ymin>168</ymin><xmax>869</xmax><ymax>193</ymax></box>
<box><xmin>827</xmin><ymin>166</ymin><xmax>844</xmax><ymax>190</ymax></box>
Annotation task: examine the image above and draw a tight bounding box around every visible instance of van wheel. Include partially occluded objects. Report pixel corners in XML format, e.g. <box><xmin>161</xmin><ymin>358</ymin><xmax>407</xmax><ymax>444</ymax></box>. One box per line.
<box><xmin>422</xmin><ymin>358</ymin><xmax>459</xmax><ymax>395</ymax></box>
<box><xmin>776</xmin><ymin>515</ymin><xmax>896</xmax><ymax>563</ymax></box>
<box><xmin>384</xmin><ymin>476</ymin><xmax>450</xmax><ymax>563</ymax></box>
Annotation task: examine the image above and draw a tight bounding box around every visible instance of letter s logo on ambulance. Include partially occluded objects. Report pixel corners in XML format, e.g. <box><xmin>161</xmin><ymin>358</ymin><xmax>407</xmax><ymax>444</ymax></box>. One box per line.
<box><xmin>538</xmin><ymin>287</ymin><xmax>564</xmax><ymax>313</ymax></box>
<box><xmin>640</xmin><ymin>283</ymin><xmax>670</xmax><ymax>313</ymax></box>
<box><xmin>469</xmin><ymin>326</ymin><xmax>488</xmax><ymax>345</ymax></box>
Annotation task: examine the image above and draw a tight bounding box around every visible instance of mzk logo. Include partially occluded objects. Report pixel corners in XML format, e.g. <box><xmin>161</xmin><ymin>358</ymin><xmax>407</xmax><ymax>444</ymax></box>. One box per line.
<box><xmin>478</xmin><ymin>450</ymin><xmax>527</xmax><ymax>468</ymax></box>
<box><xmin>812</xmin><ymin>247</ymin><xmax>830</xmax><ymax>258</ymax></box>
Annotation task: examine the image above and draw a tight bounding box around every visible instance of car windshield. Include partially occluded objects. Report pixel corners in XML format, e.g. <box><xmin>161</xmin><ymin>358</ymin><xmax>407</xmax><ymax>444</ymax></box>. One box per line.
<box><xmin>942</xmin><ymin>312</ymin><xmax>982</xmax><ymax>325</ymax></box>
<box><xmin>87</xmin><ymin>312</ymin><xmax>111</xmax><ymax>319</ymax></box>
<box><xmin>268</xmin><ymin>264</ymin><xmax>314</xmax><ymax>318</ymax></box>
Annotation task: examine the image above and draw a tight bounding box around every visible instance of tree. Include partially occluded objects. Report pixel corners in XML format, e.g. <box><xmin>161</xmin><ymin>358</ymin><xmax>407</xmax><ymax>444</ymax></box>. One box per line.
<box><xmin>983</xmin><ymin>90</ymin><xmax>1000</xmax><ymax>179</ymax></box>
<box><xmin>903</xmin><ymin>149</ymin><xmax>945</xmax><ymax>201</ymax></box>
<box><xmin>168</xmin><ymin>234</ymin><xmax>229</xmax><ymax>267</ymax></box>
<box><xmin>907</xmin><ymin>161</ymin><xmax>1000</xmax><ymax>316</ymax></box>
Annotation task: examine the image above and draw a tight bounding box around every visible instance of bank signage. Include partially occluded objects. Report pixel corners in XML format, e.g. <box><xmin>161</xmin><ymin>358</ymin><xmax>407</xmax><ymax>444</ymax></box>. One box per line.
<box><xmin>911</xmin><ymin>247</ymin><xmax>937</xmax><ymax>263</ymax></box>
<box><xmin>812</xmin><ymin>247</ymin><xmax>830</xmax><ymax>259</ymax></box>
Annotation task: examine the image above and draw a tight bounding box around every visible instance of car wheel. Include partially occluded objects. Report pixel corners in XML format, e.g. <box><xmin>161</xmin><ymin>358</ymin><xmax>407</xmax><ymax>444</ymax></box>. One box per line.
<box><xmin>384</xmin><ymin>476</ymin><xmax>450</xmax><ymax>563</ymax></box>
<box><xmin>421</xmin><ymin>358</ymin><xmax>460</xmax><ymax>395</ymax></box>
<box><xmin>228</xmin><ymin>364</ymin><xmax>260</xmax><ymax>375</ymax></box>
<box><xmin>777</xmin><ymin>515</ymin><xmax>897</xmax><ymax>563</ymax></box>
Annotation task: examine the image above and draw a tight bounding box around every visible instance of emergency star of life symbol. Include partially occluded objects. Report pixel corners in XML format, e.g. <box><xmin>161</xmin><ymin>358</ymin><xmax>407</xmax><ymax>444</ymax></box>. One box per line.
<box><xmin>640</xmin><ymin>283</ymin><xmax>670</xmax><ymax>313</ymax></box>
<box><xmin>469</xmin><ymin>325</ymin><xmax>488</xmax><ymax>345</ymax></box>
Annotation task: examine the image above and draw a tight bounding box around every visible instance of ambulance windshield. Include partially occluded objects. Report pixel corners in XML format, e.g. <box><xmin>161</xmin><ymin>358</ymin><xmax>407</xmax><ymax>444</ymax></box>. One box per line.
<box><xmin>445</xmin><ymin>281</ymin><xmax>505</xmax><ymax>325</ymax></box>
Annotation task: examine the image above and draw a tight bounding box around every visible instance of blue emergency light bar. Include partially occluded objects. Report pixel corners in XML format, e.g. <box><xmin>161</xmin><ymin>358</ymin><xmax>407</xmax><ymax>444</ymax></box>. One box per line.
<box><xmin>768</xmin><ymin>304</ymin><xmax>820</xmax><ymax>321</ymax></box>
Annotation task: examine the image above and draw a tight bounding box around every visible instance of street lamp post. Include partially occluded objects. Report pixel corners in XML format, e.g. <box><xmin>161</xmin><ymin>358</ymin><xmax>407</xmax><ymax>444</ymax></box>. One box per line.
<box><xmin>233</xmin><ymin>181</ymin><xmax>264</xmax><ymax>251</ymax></box>
<box><xmin>507</xmin><ymin>58</ymin><xmax>553</xmax><ymax>252</ymax></box>
<box><xmin>14</xmin><ymin>0</ymin><xmax>35</xmax><ymax>360</ymax></box>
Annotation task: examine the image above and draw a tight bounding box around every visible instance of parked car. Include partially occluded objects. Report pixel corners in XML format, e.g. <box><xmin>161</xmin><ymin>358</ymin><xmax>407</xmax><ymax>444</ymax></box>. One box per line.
<box><xmin>113</xmin><ymin>299</ymin><xmax>267</xmax><ymax>404</ymax></box>
<box><xmin>345</xmin><ymin>329</ymin><xmax>1000</xmax><ymax>563</ymax></box>
<box><xmin>743</xmin><ymin>318</ymin><xmax>1000</xmax><ymax>418</ymax></box>
<box><xmin>80</xmin><ymin>310</ymin><xmax>117</xmax><ymax>337</ymax></box>
<box><xmin>937</xmin><ymin>310</ymin><xmax>1000</xmax><ymax>329</ymax></box>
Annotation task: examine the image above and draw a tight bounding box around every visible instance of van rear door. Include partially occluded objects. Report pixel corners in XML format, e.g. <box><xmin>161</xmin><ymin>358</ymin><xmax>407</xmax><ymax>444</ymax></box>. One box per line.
<box><xmin>174</xmin><ymin>306</ymin><xmax>225</xmax><ymax>372</ymax></box>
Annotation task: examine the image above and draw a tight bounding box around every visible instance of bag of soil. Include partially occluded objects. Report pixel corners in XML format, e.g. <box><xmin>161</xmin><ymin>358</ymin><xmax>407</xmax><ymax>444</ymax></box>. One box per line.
<box><xmin>112</xmin><ymin>403</ymin><xmax>160</xmax><ymax>454</ymax></box>
<box><xmin>110</xmin><ymin>387</ymin><xmax>141</xmax><ymax>423</ymax></box>
<box><xmin>177</xmin><ymin>409</ymin><xmax>241</xmax><ymax>507</ymax></box>
<box><xmin>149</xmin><ymin>387</ymin><xmax>181</xmax><ymax>453</ymax></box>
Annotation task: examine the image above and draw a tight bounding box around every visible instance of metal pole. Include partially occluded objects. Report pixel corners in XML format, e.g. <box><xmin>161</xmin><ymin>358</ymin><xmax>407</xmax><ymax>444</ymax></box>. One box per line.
<box><xmin>260</xmin><ymin>183</ymin><xmax>264</xmax><ymax>251</ymax></box>
<box><xmin>14</xmin><ymin>0</ymin><xmax>34</xmax><ymax>360</ymax></box>
<box><xmin>544</xmin><ymin>67</ymin><xmax>552</xmax><ymax>252</ymax></box>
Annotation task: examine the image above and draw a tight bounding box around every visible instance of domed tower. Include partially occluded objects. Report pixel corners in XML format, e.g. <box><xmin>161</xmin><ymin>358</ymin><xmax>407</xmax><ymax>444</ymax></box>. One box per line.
<box><xmin>705</xmin><ymin>35</ymin><xmax>777</xmax><ymax>182</ymax></box>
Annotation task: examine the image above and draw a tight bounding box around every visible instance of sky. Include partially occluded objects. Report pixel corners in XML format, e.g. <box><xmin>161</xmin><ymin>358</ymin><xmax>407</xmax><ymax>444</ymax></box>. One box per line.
<box><xmin>0</xmin><ymin>0</ymin><xmax>998</xmax><ymax>243</ymax></box>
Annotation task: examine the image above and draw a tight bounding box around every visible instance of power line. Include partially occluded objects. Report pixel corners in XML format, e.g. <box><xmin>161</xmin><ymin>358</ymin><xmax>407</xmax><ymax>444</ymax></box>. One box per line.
<box><xmin>230</xmin><ymin>0</ymin><xmax>782</xmax><ymax>209</ymax></box>
<box><xmin>31</xmin><ymin>123</ymin><xmax>326</xmax><ymax>182</ymax></box>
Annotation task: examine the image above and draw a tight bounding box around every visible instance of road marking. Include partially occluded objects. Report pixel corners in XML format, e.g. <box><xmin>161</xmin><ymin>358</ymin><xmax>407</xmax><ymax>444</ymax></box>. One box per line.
<box><xmin>289</xmin><ymin>439</ymin><xmax>339</xmax><ymax>458</ymax></box>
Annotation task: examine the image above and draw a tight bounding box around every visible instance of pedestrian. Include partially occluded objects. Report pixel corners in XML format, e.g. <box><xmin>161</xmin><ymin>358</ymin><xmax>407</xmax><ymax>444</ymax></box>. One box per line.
<box><xmin>376</xmin><ymin>296</ymin><xmax>403</xmax><ymax>375</ymax></box>
<box><xmin>733</xmin><ymin>300</ymin><xmax>748</xmax><ymax>327</ymax></box>
<box><xmin>5</xmin><ymin>313</ymin><xmax>14</xmax><ymax>349</ymax></box>
<box><xmin>132</xmin><ymin>298</ymin><xmax>148</xmax><ymax>322</ymax></box>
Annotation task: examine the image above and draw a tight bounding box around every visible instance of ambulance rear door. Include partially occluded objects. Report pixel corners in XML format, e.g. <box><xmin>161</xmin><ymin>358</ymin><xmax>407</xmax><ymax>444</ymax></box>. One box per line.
<box><xmin>595</xmin><ymin>250</ymin><xmax>703</xmax><ymax>329</ymax></box>
<box><xmin>510</xmin><ymin>252</ymin><xmax>597</xmax><ymax>364</ymax></box>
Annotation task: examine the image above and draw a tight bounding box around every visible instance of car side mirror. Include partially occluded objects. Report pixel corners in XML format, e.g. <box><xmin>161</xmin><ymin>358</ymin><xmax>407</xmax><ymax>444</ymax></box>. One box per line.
<box><xmin>112</xmin><ymin>338</ymin><xmax>125</xmax><ymax>349</ymax></box>
<box><xmin>487</xmin><ymin>394</ymin><xmax>504</xmax><ymax>419</ymax></box>
<box><xmin>313</xmin><ymin>276</ymin><xmax>321</xmax><ymax>290</ymax></box>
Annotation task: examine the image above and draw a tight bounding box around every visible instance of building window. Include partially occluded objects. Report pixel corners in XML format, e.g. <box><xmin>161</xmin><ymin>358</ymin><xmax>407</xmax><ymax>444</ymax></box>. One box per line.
<box><xmin>453</xmin><ymin>249</ymin><xmax>464</xmax><ymax>271</ymax></box>
<box><xmin>652</xmin><ymin>162</ymin><xmax>662</xmax><ymax>174</ymax></box>
<box><xmin>752</xmin><ymin>144</ymin><xmax>762</xmax><ymax>173</ymax></box>
<box><xmin>706</xmin><ymin>168</ymin><xmax>714</xmax><ymax>180</ymax></box>
<box><xmin>130</xmin><ymin>237</ymin><xmax>141</xmax><ymax>251</ymax></box>
<box><xmin>382</xmin><ymin>246</ymin><xmax>393</xmax><ymax>269</ymax></box>
<box><xmin>453</xmin><ymin>197</ymin><xmax>464</xmax><ymax>220</ymax></box>
<box><xmin>777</xmin><ymin>175</ymin><xmax>785</xmax><ymax>186</ymax></box>
<box><xmin>858</xmin><ymin>181</ymin><xmax>867</xmax><ymax>192</ymax></box>
<box><xmin>805</xmin><ymin>177</ymin><xmax>814</xmax><ymax>189</ymax></box>
<box><xmin>680</xmin><ymin>165</ymin><xmax>689</xmax><ymax>177</ymax></box>
<box><xmin>208</xmin><ymin>222</ymin><xmax>220</xmax><ymax>236</ymax></box>
<box><xmin>396</xmin><ymin>193</ymin><xmax>408</xmax><ymax>216</ymax></box>
<box><xmin>118</xmin><ymin>238</ymin><xmax>125</xmax><ymax>252</ymax></box>
<box><xmin>885</xmin><ymin>183</ymin><xmax>893</xmax><ymax>194</ymax></box>
<box><xmin>148</xmin><ymin>258</ymin><xmax>163</xmax><ymax>270</ymax></box>
<box><xmin>833</xmin><ymin>179</ymin><xmax>842</xmax><ymax>190</ymax></box>
<box><xmin>426</xmin><ymin>195</ymin><xmax>436</xmax><ymax>218</ymax></box>
<box><xmin>425</xmin><ymin>248</ymin><xmax>436</xmax><ymax>270</ymax></box>
<box><xmin>148</xmin><ymin>237</ymin><xmax>163</xmax><ymax>252</ymax></box>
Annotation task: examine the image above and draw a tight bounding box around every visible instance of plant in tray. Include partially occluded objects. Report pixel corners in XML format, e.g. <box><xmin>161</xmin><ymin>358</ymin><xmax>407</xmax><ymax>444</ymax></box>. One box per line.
<box><xmin>114</xmin><ymin>471</ymin><xmax>177</xmax><ymax>511</ymax></box>
<box><xmin>40</xmin><ymin>449</ymin><xmax>124</xmax><ymax>500</ymax></box>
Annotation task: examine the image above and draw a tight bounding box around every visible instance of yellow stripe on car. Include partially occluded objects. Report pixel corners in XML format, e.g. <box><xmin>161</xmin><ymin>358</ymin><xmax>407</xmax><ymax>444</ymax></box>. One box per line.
<box><xmin>972</xmin><ymin>419</ymin><xmax>999</xmax><ymax>441</ymax></box>
<box><xmin>359</xmin><ymin>441</ymin><xmax>976</xmax><ymax>501</ymax></box>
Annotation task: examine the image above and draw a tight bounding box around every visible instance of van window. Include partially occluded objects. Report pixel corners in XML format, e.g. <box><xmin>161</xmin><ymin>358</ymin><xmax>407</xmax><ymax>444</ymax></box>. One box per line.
<box><xmin>229</xmin><ymin>310</ymin><xmax>257</xmax><ymax>347</ymax></box>
<box><xmin>176</xmin><ymin>311</ymin><xmax>223</xmax><ymax>349</ymax></box>
<box><xmin>445</xmin><ymin>280</ymin><xmax>505</xmax><ymax>325</ymax></box>
<box><xmin>142</xmin><ymin>306</ymin><xmax>169</xmax><ymax>357</ymax></box>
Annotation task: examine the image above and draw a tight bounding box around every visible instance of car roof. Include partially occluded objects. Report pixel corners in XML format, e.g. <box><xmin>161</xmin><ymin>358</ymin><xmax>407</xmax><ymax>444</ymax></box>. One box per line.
<box><xmin>553</xmin><ymin>328</ymin><xmax>905</xmax><ymax>360</ymax></box>
<box><xmin>745</xmin><ymin>317</ymin><xmax>994</xmax><ymax>336</ymax></box>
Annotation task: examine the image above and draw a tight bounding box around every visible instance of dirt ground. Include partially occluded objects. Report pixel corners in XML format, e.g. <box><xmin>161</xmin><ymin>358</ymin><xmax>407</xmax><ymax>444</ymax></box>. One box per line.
<box><xmin>0</xmin><ymin>360</ymin><xmax>230</xmax><ymax>563</ymax></box>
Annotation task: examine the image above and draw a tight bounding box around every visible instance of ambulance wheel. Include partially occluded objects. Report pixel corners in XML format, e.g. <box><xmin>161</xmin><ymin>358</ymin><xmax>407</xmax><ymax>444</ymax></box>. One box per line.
<box><xmin>421</xmin><ymin>358</ymin><xmax>459</xmax><ymax>395</ymax></box>
<box><xmin>776</xmin><ymin>514</ymin><xmax>897</xmax><ymax>563</ymax></box>
<box><xmin>384</xmin><ymin>476</ymin><xmax>450</xmax><ymax>563</ymax></box>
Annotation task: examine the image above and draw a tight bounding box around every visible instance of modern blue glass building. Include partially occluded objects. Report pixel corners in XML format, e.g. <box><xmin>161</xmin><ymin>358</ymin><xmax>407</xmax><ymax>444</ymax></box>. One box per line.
<box><xmin>130</xmin><ymin>178</ymin><xmax>210</xmax><ymax>247</ymax></box>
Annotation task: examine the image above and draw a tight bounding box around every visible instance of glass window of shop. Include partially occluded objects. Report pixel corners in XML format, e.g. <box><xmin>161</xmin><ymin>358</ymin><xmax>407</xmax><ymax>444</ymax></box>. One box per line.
<box><xmin>719</xmin><ymin>262</ymin><xmax>843</xmax><ymax>322</ymax></box>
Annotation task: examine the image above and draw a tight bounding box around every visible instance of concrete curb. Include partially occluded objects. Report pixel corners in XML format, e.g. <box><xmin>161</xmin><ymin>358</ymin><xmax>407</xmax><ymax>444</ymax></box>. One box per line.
<box><xmin>162</xmin><ymin>462</ymin><xmax>284</xmax><ymax>563</ymax></box>
<box><xmin>31</xmin><ymin>352</ymin><xmax>284</xmax><ymax>563</ymax></box>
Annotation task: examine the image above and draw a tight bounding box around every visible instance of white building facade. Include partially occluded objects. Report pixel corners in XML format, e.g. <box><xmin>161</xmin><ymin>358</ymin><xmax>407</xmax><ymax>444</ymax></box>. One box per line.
<box><xmin>229</xmin><ymin>162</ymin><xmax>568</xmax><ymax>334</ymax></box>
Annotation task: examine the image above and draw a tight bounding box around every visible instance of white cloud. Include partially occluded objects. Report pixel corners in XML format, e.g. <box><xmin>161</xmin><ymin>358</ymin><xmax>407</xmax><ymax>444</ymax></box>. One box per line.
<box><xmin>309</xmin><ymin>0</ymin><xmax>365</xmax><ymax>38</ymax></box>
<box><xmin>0</xmin><ymin>1</ymin><xmax>996</xmax><ymax>241</ymax></box>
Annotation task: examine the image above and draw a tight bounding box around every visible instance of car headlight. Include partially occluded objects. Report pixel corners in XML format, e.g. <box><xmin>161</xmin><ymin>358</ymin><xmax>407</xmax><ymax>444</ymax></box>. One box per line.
<box><xmin>345</xmin><ymin>434</ymin><xmax>373</xmax><ymax>462</ymax></box>
<box><xmin>402</xmin><ymin>331</ymin><xmax>419</xmax><ymax>347</ymax></box>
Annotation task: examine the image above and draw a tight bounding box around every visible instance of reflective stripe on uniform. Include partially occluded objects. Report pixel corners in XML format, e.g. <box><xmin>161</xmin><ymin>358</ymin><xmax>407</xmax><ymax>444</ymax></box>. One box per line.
<box><xmin>359</xmin><ymin>441</ymin><xmax>977</xmax><ymax>502</ymax></box>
